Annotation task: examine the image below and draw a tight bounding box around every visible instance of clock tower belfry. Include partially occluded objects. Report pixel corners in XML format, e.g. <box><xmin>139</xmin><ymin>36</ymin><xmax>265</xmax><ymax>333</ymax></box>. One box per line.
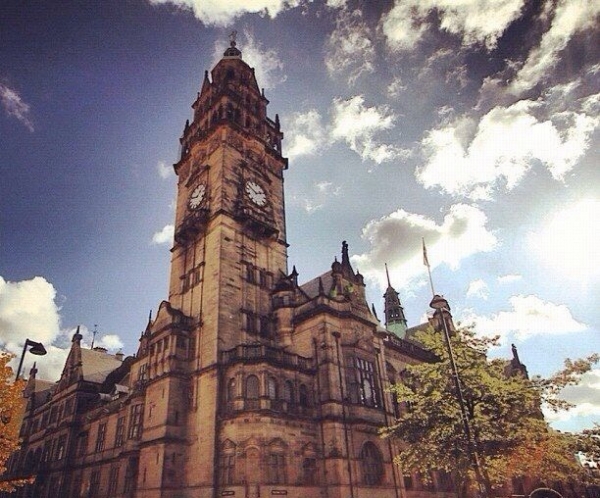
<box><xmin>169</xmin><ymin>35</ymin><xmax>288</xmax><ymax>363</ymax></box>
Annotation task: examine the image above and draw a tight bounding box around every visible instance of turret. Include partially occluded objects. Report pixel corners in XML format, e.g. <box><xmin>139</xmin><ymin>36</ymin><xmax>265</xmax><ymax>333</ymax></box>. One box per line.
<box><xmin>383</xmin><ymin>264</ymin><xmax>408</xmax><ymax>338</ymax></box>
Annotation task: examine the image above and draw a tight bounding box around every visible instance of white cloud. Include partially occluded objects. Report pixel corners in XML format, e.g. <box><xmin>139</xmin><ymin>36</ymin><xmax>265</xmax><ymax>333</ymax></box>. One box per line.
<box><xmin>148</xmin><ymin>0</ymin><xmax>300</xmax><ymax>27</ymax></box>
<box><xmin>286</xmin><ymin>97</ymin><xmax>409</xmax><ymax>164</ymax></box>
<box><xmin>285</xmin><ymin>109</ymin><xmax>328</xmax><ymax>160</ymax></box>
<box><xmin>325</xmin><ymin>9</ymin><xmax>375</xmax><ymax>85</ymax></box>
<box><xmin>157</xmin><ymin>160</ymin><xmax>174</xmax><ymax>179</ymax></box>
<box><xmin>381</xmin><ymin>0</ymin><xmax>525</xmax><ymax>51</ymax></box>
<box><xmin>528</xmin><ymin>199</ymin><xmax>600</xmax><ymax>282</ymax></box>
<box><xmin>0</xmin><ymin>276</ymin><xmax>61</xmax><ymax>350</ymax></box>
<box><xmin>510</xmin><ymin>0</ymin><xmax>600</xmax><ymax>94</ymax></box>
<box><xmin>0</xmin><ymin>83</ymin><xmax>34</xmax><ymax>131</ymax></box>
<box><xmin>331</xmin><ymin>95</ymin><xmax>410</xmax><ymax>164</ymax></box>
<box><xmin>543</xmin><ymin>369</ymin><xmax>600</xmax><ymax>428</ymax></box>
<box><xmin>152</xmin><ymin>224</ymin><xmax>174</xmax><ymax>245</ymax></box>
<box><xmin>353</xmin><ymin>203</ymin><xmax>497</xmax><ymax>288</ymax></box>
<box><xmin>416</xmin><ymin>100</ymin><xmax>598</xmax><ymax>197</ymax></box>
<box><xmin>289</xmin><ymin>180</ymin><xmax>342</xmax><ymax>214</ymax></box>
<box><xmin>498</xmin><ymin>274</ymin><xmax>522</xmax><ymax>284</ymax></box>
<box><xmin>96</xmin><ymin>334</ymin><xmax>124</xmax><ymax>351</ymax></box>
<box><xmin>464</xmin><ymin>294</ymin><xmax>586</xmax><ymax>342</ymax></box>
<box><xmin>466</xmin><ymin>279</ymin><xmax>489</xmax><ymax>299</ymax></box>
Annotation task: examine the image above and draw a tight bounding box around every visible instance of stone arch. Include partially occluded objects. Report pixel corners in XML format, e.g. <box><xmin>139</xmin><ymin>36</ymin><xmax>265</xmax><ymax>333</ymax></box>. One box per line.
<box><xmin>359</xmin><ymin>441</ymin><xmax>384</xmax><ymax>486</ymax></box>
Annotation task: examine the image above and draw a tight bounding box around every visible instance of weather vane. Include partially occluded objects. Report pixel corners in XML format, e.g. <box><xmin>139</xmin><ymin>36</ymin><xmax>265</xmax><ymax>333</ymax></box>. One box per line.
<box><xmin>229</xmin><ymin>30</ymin><xmax>237</xmax><ymax>47</ymax></box>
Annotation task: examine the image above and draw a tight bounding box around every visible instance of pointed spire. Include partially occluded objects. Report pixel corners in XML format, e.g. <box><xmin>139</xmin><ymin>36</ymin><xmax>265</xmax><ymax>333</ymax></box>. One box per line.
<box><xmin>371</xmin><ymin>304</ymin><xmax>380</xmax><ymax>321</ymax></box>
<box><xmin>383</xmin><ymin>268</ymin><xmax>408</xmax><ymax>338</ymax></box>
<box><xmin>318</xmin><ymin>277</ymin><xmax>324</xmax><ymax>295</ymax></box>
<box><xmin>72</xmin><ymin>325</ymin><xmax>83</xmax><ymax>344</ymax></box>
<box><xmin>200</xmin><ymin>70</ymin><xmax>211</xmax><ymax>96</ymax></box>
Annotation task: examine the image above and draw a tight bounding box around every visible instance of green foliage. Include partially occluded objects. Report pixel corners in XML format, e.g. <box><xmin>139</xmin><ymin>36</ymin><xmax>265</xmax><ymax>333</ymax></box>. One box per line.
<box><xmin>382</xmin><ymin>326</ymin><xmax>599</xmax><ymax>497</ymax></box>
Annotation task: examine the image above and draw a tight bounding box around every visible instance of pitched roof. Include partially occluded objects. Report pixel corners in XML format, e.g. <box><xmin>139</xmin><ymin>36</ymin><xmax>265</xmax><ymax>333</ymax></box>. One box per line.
<box><xmin>80</xmin><ymin>348</ymin><xmax>123</xmax><ymax>384</ymax></box>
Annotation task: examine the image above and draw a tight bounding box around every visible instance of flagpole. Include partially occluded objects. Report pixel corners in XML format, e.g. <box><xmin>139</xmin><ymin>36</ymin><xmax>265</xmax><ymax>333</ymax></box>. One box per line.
<box><xmin>422</xmin><ymin>238</ymin><xmax>436</xmax><ymax>297</ymax></box>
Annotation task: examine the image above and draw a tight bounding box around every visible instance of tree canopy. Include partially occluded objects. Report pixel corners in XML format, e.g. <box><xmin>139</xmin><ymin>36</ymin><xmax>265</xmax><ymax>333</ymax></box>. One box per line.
<box><xmin>382</xmin><ymin>326</ymin><xmax>599</xmax><ymax>498</ymax></box>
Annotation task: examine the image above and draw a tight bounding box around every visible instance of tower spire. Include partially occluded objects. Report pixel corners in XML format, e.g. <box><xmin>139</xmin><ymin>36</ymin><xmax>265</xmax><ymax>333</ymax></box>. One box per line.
<box><xmin>383</xmin><ymin>265</ymin><xmax>408</xmax><ymax>338</ymax></box>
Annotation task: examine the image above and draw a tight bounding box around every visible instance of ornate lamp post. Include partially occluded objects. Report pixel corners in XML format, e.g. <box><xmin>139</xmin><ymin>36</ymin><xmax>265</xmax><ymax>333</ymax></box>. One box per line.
<box><xmin>429</xmin><ymin>295</ymin><xmax>486</xmax><ymax>497</ymax></box>
<box><xmin>15</xmin><ymin>339</ymin><xmax>47</xmax><ymax>381</ymax></box>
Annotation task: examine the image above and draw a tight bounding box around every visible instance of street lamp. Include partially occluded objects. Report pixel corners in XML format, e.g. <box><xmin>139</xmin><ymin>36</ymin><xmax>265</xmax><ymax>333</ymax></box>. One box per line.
<box><xmin>429</xmin><ymin>295</ymin><xmax>486</xmax><ymax>497</ymax></box>
<box><xmin>15</xmin><ymin>339</ymin><xmax>47</xmax><ymax>381</ymax></box>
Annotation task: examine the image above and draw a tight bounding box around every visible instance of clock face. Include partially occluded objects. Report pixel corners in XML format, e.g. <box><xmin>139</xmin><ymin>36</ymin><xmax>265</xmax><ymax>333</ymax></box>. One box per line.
<box><xmin>245</xmin><ymin>181</ymin><xmax>267</xmax><ymax>207</ymax></box>
<box><xmin>188</xmin><ymin>184</ymin><xmax>206</xmax><ymax>209</ymax></box>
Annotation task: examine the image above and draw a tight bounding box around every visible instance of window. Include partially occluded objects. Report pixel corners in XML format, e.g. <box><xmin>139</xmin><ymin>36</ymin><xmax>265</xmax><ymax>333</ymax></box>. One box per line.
<box><xmin>245</xmin><ymin>375</ymin><xmax>259</xmax><ymax>410</ymax></box>
<box><xmin>220</xmin><ymin>454</ymin><xmax>235</xmax><ymax>485</ymax></box>
<box><xmin>299</xmin><ymin>384</ymin><xmax>309</xmax><ymax>406</ymax></box>
<box><xmin>78</xmin><ymin>432</ymin><xmax>89</xmax><ymax>457</ymax></box>
<box><xmin>283</xmin><ymin>381</ymin><xmax>294</xmax><ymax>405</ymax></box>
<box><xmin>267</xmin><ymin>377</ymin><xmax>278</xmax><ymax>399</ymax></box>
<box><xmin>267</xmin><ymin>453</ymin><xmax>286</xmax><ymax>484</ymax></box>
<box><xmin>403</xmin><ymin>472</ymin><xmax>414</xmax><ymax>490</ymax></box>
<box><xmin>245</xmin><ymin>311</ymin><xmax>257</xmax><ymax>334</ymax></box>
<box><xmin>56</xmin><ymin>435</ymin><xmax>67</xmax><ymax>460</ymax></box>
<box><xmin>302</xmin><ymin>458</ymin><xmax>317</xmax><ymax>485</ymax></box>
<box><xmin>124</xmin><ymin>457</ymin><xmax>138</xmax><ymax>494</ymax></box>
<box><xmin>115</xmin><ymin>417</ymin><xmax>125</xmax><ymax>447</ymax></box>
<box><xmin>108</xmin><ymin>466</ymin><xmax>120</xmax><ymax>495</ymax></box>
<box><xmin>89</xmin><ymin>469</ymin><xmax>101</xmax><ymax>497</ymax></box>
<box><xmin>95</xmin><ymin>422</ymin><xmax>106</xmax><ymax>452</ymax></box>
<box><xmin>227</xmin><ymin>378</ymin><xmax>236</xmax><ymax>402</ymax></box>
<box><xmin>360</xmin><ymin>442</ymin><xmax>384</xmax><ymax>486</ymax></box>
<box><xmin>138</xmin><ymin>363</ymin><xmax>148</xmax><ymax>384</ymax></box>
<box><xmin>128</xmin><ymin>404</ymin><xmax>144</xmax><ymax>440</ymax></box>
<box><xmin>347</xmin><ymin>356</ymin><xmax>380</xmax><ymax>407</ymax></box>
<box><xmin>246</xmin><ymin>264</ymin><xmax>256</xmax><ymax>284</ymax></box>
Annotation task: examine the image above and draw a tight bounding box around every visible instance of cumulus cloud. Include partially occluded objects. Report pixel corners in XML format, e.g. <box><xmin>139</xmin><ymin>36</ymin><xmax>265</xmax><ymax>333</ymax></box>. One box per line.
<box><xmin>381</xmin><ymin>0</ymin><xmax>525</xmax><ymax>51</ymax></box>
<box><xmin>416</xmin><ymin>99</ymin><xmax>598</xmax><ymax>197</ymax></box>
<box><xmin>467</xmin><ymin>279</ymin><xmax>489</xmax><ymax>299</ymax></box>
<box><xmin>0</xmin><ymin>276</ymin><xmax>61</xmax><ymax>350</ymax></box>
<box><xmin>510</xmin><ymin>0</ymin><xmax>600</xmax><ymax>94</ymax></box>
<box><xmin>325</xmin><ymin>8</ymin><xmax>375</xmax><ymax>85</ymax></box>
<box><xmin>285</xmin><ymin>109</ymin><xmax>328</xmax><ymax>159</ymax></box>
<box><xmin>498</xmin><ymin>274</ymin><xmax>522</xmax><ymax>284</ymax></box>
<box><xmin>0</xmin><ymin>83</ymin><xmax>34</xmax><ymax>131</ymax></box>
<box><xmin>543</xmin><ymin>369</ymin><xmax>600</xmax><ymax>428</ymax></box>
<box><xmin>289</xmin><ymin>180</ymin><xmax>341</xmax><ymax>214</ymax></box>
<box><xmin>95</xmin><ymin>334</ymin><xmax>124</xmax><ymax>350</ymax></box>
<box><xmin>148</xmin><ymin>0</ymin><xmax>301</xmax><ymax>26</ymax></box>
<box><xmin>152</xmin><ymin>224</ymin><xmax>174</xmax><ymax>245</ymax></box>
<box><xmin>157</xmin><ymin>160</ymin><xmax>174</xmax><ymax>179</ymax></box>
<box><xmin>331</xmin><ymin>95</ymin><xmax>410</xmax><ymax>164</ymax></box>
<box><xmin>528</xmin><ymin>199</ymin><xmax>600</xmax><ymax>281</ymax></box>
<box><xmin>286</xmin><ymin>96</ymin><xmax>409</xmax><ymax>164</ymax></box>
<box><xmin>463</xmin><ymin>294</ymin><xmax>586</xmax><ymax>342</ymax></box>
<box><xmin>353</xmin><ymin>203</ymin><xmax>497</xmax><ymax>288</ymax></box>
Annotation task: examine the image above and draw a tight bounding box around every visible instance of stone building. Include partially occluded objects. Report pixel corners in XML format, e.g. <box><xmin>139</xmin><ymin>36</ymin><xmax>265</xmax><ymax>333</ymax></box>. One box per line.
<box><xmin>5</xmin><ymin>39</ymin><xmax>479</xmax><ymax>498</ymax></box>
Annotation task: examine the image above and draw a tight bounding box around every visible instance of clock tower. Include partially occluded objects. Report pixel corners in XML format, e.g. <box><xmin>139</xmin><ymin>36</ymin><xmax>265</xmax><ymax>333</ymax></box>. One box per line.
<box><xmin>170</xmin><ymin>35</ymin><xmax>288</xmax><ymax>363</ymax></box>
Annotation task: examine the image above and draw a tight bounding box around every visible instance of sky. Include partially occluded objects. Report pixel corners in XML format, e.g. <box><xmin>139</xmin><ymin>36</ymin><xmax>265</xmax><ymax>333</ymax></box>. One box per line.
<box><xmin>1</xmin><ymin>0</ymin><xmax>598</xmax><ymax>433</ymax></box>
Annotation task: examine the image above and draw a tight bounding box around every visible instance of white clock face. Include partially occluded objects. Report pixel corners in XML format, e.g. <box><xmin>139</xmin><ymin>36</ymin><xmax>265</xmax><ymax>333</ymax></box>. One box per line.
<box><xmin>189</xmin><ymin>184</ymin><xmax>206</xmax><ymax>209</ymax></box>
<box><xmin>245</xmin><ymin>181</ymin><xmax>267</xmax><ymax>207</ymax></box>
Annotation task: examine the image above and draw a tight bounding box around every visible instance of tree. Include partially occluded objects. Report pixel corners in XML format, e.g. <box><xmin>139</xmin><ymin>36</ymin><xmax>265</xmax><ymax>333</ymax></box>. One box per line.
<box><xmin>382</xmin><ymin>326</ymin><xmax>599</xmax><ymax>498</ymax></box>
<box><xmin>0</xmin><ymin>352</ymin><xmax>28</xmax><ymax>493</ymax></box>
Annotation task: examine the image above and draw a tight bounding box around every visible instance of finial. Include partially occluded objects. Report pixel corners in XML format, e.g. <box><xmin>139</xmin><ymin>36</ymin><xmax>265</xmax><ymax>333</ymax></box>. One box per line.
<box><xmin>91</xmin><ymin>324</ymin><xmax>98</xmax><ymax>349</ymax></box>
<box><xmin>72</xmin><ymin>325</ymin><xmax>83</xmax><ymax>343</ymax></box>
<box><xmin>148</xmin><ymin>310</ymin><xmax>153</xmax><ymax>323</ymax></box>
<box><xmin>318</xmin><ymin>277</ymin><xmax>324</xmax><ymax>295</ymax></box>
<box><xmin>229</xmin><ymin>30</ymin><xmax>237</xmax><ymax>47</ymax></box>
<box><xmin>385</xmin><ymin>263</ymin><xmax>392</xmax><ymax>287</ymax></box>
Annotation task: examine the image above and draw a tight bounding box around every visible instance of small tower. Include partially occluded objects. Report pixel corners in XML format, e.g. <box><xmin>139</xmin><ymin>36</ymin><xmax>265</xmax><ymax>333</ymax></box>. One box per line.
<box><xmin>383</xmin><ymin>264</ymin><xmax>408</xmax><ymax>338</ymax></box>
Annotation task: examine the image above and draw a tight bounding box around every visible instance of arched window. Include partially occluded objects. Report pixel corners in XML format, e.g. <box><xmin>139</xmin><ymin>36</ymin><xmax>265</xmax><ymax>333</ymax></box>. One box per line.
<box><xmin>245</xmin><ymin>375</ymin><xmax>259</xmax><ymax>399</ymax></box>
<box><xmin>360</xmin><ymin>442</ymin><xmax>384</xmax><ymax>486</ymax></box>
<box><xmin>267</xmin><ymin>377</ymin><xmax>278</xmax><ymax>399</ymax></box>
<box><xmin>267</xmin><ymin>439</ymin><xmax>287</xmax><ymax>484</ymax></box>
<box><xmin>227</xmin><ymin>378</ymin><xmax>236</xmax><ymax>401</ymax></box>
<box><xmin>302</xmin><ymin>458</ymin><xmax>317</xmax><ymax>485</ymax></box>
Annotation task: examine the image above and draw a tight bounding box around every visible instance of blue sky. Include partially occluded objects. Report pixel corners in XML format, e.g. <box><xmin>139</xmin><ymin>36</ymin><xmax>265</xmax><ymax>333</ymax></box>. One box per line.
<box><xmin>1</xmin><ymin>0</ymin><xmax>598</xmax><ymax>433</ymax></box>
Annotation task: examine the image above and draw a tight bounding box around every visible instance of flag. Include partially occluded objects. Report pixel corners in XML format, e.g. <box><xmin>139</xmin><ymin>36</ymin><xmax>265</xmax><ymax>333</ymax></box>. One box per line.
<box><xmin>422</xmin><ymin>238</ymin><xmax>430</xmax><ymax>268</ymax></box>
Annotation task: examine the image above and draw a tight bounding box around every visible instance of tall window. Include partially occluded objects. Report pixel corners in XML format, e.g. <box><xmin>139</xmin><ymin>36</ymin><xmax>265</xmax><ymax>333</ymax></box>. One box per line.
<box><xmin>267</xmin><ymin>377</ymin><xmax>278</xmax><ymax>399</ymax></box>
<box><xmin>220</xmin><ymin>455</ymin><xmax>235</xmax><ymax>485</ymax></box>
<box><xmin>56</xmin><ymin>434</ymin><xmax>67</xmax><ymax>460</ymax></box>
<box><xmin>95</xmin><ymin>422</ymin><xmax>106</xmax><ymax>452</ymax></box>
<box><xmin>227</xmin><ymin>378</ymin><xmax>236</xmax><ymax>402</ymax></box>
<box><xmin>245</xmin><ymin>375</ymin><xmax>259</xmax><ymax>399</ymax></box>
<box><xmin>360</xmin><ymin>442</ymin><xmax>384</xmax><ymax>486</ymax></box>
<box><xmin>267</xmin><ymin>453</ymin><xmax>286</xmax><ymax>484</ymax></box>
<box><xmin>302</xmin><ymin>458</ymin><xmax>317</xmax><ymax>485</ymax></box>
<box><xmin>108</xmin><ymin>466</ymin><xmax>120</xmax><ymax>495</ymax></box>
<box><xmin>77</xmin><ymin>432</ymin><xmax>88</xmax><ymax>457</ymax></box>
<box><xmin>283</xmin><ymin>380</ymin><xmax>294</xmax><ymax>407</ymax></box>
<box><xmin>89</xmin><ymin>469</ymin><xmax>101</xmax><ymax>497</ymax></box>
<box><xmin>347</xmin><ymin>356</ymin><xmax>380</xmax><ymax>407</ymax></box>
<box><xmin>128</xmin><ymin>404</ymin><xmax>144</xmax><ymax>440</ymax></box>
<box><xmin>115</xmin><ymin>416</ymin><xmax>125</xmax><ymax>447</ymax></box>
